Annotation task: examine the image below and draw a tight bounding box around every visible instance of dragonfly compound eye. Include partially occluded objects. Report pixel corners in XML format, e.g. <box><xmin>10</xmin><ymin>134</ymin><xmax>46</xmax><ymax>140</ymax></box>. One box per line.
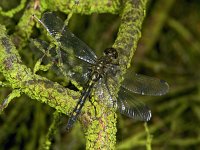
<box><xmin>104</xmin><ymin>48</ymin><xmax>118</xmax><ymax>59</ymax></box>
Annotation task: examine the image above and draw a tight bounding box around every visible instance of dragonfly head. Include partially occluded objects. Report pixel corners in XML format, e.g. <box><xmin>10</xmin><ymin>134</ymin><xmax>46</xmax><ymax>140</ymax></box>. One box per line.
<box><xmin>103</xmin><ymin>48</ymin><xmax>118</xmax><ymax>59</ymax></box>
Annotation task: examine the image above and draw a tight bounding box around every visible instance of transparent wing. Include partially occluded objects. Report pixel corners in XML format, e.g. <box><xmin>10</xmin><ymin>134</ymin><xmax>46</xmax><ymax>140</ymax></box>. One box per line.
<box><xmin>117</xmin><ymin>86</ymin><xmax>151</xmax><ymax>121</ymax></box>
<box><xmin>122</xmin><ymin>73</ymin><xmax>169</xmax><ymax>96</ymax></box>
<box><xmin>30</xmin><ymin>39</ymin><xmax>90</xmax><ymax>86</ymax></box>
<box><xmin>94</xmin><ymin>78</ymin><xmax>116</xmax><ymax>108</ymax></box>
<box><xmin>93</xmin><ymin>69</ymin><xmax>151</xmax><ymax>121</ymax></box>
<box><xmin>40</xmin><ymin>12</ymin><xmax>97</xmax><ymax>64</ymax></box>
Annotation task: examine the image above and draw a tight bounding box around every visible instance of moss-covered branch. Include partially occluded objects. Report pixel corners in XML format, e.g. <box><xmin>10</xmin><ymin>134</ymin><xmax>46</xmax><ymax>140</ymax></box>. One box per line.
<box><xmin>82</xmin><ymin>0</ymin><xmax>148</xmax><ymax>149</ymax></box>
<box><xmin>114</xmin><ymin>0</ymin><xmax>148</xmax><ymax>72</ymax></box>
<box><xmin>0</xmin><ymin>0</ymin><xmax>148</xmax><ymax>149</ymax></box>
<box><xmin>0</xmin><ymin>24</ymin><xmax>79</xmax><ymax>115</ymax></box>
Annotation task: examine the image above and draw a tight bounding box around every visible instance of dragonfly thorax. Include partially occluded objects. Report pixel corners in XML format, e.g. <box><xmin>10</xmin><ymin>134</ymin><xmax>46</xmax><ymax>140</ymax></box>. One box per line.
<box><xmin>89</xmin><ymin>48</ymin><xmax>119</xmax><ymax>82</ymax></box>
<box><xmin>90</xmin><ymin>61</ymin><xmax>109</xmax><ymax>82</ymax></box>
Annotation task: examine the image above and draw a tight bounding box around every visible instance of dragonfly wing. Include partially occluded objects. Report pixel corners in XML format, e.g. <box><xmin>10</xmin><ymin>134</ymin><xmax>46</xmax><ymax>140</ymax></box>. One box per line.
<box><xmin>40</xmin><ymin>12</ymin><xmax>97</xmax><ymax>64</ymax></box>
<box><xmin>31</xmin><ymin>39</ymin><xmax>90</xmax><ymax>86</ymax></box>
<box><xmin>117</xmin><ymin>86</ymin><xmax>151</xmax><ymax>121</ymax></box>
<box><xmin>122</xmin><ymin>73</ymin><xmax>169</xmax><ymax>96</ymax></box>
<box><xmin>52</xmin><ymin>47</ymin><xmax>91</xmax><ymax>86</ymax></box>
<box><xmin>94</xmin><ymin>78</ymin><xmax>116</xmax><ymax>108</ymax></box>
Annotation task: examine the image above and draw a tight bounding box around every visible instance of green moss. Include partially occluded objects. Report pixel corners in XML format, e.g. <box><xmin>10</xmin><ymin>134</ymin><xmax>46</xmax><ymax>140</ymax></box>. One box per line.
<box><xmin>0</xmin><ymin>0</ymin><xmax>149</xmax><ymax>149</ymax></box>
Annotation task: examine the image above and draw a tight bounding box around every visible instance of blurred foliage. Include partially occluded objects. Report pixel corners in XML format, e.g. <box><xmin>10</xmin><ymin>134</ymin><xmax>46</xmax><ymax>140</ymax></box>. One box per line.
<box><xmin>0</xmin><ymin>0</ymin><xmax>200</xmax><ymax>150</ymax></box>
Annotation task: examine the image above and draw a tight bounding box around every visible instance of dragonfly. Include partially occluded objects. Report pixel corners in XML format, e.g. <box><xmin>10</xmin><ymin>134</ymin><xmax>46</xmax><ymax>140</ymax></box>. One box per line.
<box><xmin>32</xmin><ymin>12</ymin><xmax>169</xmax><ymax>130</ymax></box>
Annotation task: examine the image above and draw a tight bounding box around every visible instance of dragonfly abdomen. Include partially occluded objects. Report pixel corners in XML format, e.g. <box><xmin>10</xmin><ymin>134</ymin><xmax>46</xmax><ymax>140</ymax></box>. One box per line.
<box><xmin>66</xmin><ymin>80</ymin><xmax>95</xmax><ymax>130</ymax></box>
